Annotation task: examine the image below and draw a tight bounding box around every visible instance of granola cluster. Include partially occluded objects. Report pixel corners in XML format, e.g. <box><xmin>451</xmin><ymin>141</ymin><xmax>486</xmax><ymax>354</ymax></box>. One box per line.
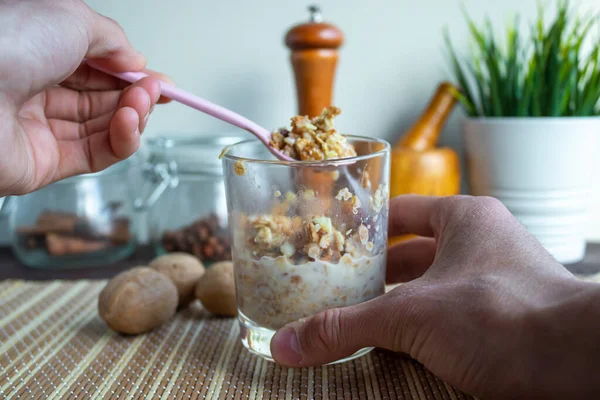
<box><xmin>239</xmin><ymin>184</ymin><xmax>386</xmax><ymax>265</ymax></box>
<box><xmin>244</xmin><ymin>214</ymin><xmax>348</xmax><ymax>262</ymax></box>
<box><xmin>270</xmin><ymin>106</ymin><xmax>357</xmax><ymax>161</ymax></box>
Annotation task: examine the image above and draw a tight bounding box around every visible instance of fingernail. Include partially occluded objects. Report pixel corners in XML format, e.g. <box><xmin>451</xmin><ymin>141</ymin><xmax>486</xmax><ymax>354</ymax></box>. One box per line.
<box><xmin>134</xmin><ymin>127</ymin><xmax>140</xmax><ymax>136</ymax></box>
<box><xmin>271</xmin><ymin>327</ymin><xmax>302</xmax><ymax>364</ymax></box>
<box><xmin>143</xmin><ymin>112</ymin><xmax>149</xmax><ymax>125</ymax></box>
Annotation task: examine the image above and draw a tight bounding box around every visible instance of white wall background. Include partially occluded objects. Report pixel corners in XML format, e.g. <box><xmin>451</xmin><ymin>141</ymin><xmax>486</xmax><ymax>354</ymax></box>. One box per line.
<box><xmin>83</xmin><ymin>0</ymin><xmax>600</xmax><ymax>242</ymax></box>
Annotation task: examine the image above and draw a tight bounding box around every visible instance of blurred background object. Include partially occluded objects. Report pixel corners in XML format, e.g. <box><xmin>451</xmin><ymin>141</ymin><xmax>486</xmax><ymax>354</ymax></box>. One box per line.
<box><xmin>285</xmin><ymin>5</ymin><xmax>344</xmax><ymax>118</ymax></box>
<box><xmin>447</xmin><ymin>1</ymin><xmax>600</xmax><ymax>263</ymax></box>
<box><xmin>388</xmin><ymin>82</ymin><xmax>461</xmax><ymax>246</ymax></box>
<box><xmin>1</xmin><ymin>159</ymin><xmax>139</xmax><ymax>268</ymax></box>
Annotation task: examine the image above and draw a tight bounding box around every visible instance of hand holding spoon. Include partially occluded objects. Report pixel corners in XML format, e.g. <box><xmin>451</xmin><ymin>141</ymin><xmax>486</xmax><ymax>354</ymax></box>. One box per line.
<box><xmin>86</xmin><ymin>59</ymin><xmax>295</xmax><ymax>162</ymax></box>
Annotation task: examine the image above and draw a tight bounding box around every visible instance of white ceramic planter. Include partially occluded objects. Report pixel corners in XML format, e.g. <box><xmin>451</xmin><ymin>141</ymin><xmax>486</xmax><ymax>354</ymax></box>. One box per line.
<box><xmin>463</xmin><ymin>117</ymin><xmax>600</xmax><ymax>264</ymax></box>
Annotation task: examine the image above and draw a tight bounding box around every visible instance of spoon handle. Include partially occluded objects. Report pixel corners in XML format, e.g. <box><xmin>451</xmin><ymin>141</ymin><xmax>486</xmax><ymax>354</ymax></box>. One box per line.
<box><xmin>86</xmin><ymin>60</ymin><xmax>273</xmax><ymax>144</ymax></box>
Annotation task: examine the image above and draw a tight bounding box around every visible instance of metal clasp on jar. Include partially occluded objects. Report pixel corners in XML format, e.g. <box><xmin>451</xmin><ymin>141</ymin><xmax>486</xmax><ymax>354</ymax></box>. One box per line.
<box><xmin>134</xmin><ymin>155</ymin><xmax>179</xmax><ymax>211</ymax></box>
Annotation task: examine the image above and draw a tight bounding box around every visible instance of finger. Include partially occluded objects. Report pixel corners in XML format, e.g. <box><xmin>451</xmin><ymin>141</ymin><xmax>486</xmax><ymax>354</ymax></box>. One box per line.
<box><xmin>388</xmin><ymin>194</ymin><xmax>447</xmax><ymax>238</ymax></box>
<box><xmin>118</xmin><ymin>78</ymin><xmax>160</xmax><ymax>133</ymax></box>
<box><xmin>57</xmin><ymin>107</ymin><xmax>140</xmax><ymax>177</ymax></box>
<box><xmin>60</xmin><ymin>63</ymin><xmax>174</xmax><ymax>104</ymax></box>
<box><xmin>44</xmin><ymin>87</ymin><xmax>121</xmax><ymax>122</ymax></box>
<box><xmin>386</xmin><ymin>237</ymin><xmax>437</xmax><ymax>283</ymax></box>
<box><xmin>270</xmin><ymin>288</ymin><xmax>423</xmax><ymax>367</ymax></box>
<box><xmin>106</xmin><ymin>107</ymin><xmax>141</xmax><ymax>161</ymax></box>
<box><xmin>48</xmin><ymin>76</ymin><xmax>159</xmax><ymax>139</ymax></box>
<box><xmin>49</xmin><ymin>112</ymin><xmax>114</xmax><ymax>141</ymax></box>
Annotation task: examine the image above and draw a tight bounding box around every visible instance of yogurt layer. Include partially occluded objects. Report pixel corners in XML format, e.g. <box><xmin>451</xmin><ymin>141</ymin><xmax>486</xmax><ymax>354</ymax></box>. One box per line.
<box><xmin>235</xmin><ymin>252</ymin><xmax>386</xmax><ymax>330</ymax></box>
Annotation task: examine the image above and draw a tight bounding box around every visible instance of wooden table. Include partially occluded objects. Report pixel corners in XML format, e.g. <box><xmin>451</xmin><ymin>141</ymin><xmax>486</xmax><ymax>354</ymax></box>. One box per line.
<box><xmin>1</xmin><ymin>243</ymin><xmax>600</xmax><ymax>281</ymax></box>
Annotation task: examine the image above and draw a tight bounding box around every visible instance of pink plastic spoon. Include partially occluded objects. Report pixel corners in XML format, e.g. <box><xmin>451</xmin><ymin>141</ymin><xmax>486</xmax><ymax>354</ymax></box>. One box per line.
<box><xmin>85</xmin><ymin>59</ymin><xmax>295</xmax><ymax>162</ymax></box>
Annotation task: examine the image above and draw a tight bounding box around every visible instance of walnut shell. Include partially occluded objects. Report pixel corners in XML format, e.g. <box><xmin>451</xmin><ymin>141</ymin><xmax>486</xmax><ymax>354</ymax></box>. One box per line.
<box><xmin>149</xmin><ymin>252</ymin><xmax>205</xmax><ymax>307</ymax></box>
<box><xmin>98</xmin><ymin>267</ymin><xmax>178</xmax><ymax>334</ymax></box>
<box><xmin>194</xmin><ymin>261</ymin><xmax>237</xmax><ymax>317</ymax></box>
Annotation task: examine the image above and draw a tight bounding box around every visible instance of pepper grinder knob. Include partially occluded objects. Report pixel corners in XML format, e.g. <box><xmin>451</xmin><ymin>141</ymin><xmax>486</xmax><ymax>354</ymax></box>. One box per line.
<box><xmin>308</xmin><ymin>5</ymin><xmax>323</xmax><ymax>22</ymax></box>
<box><xmin>285</xmin><ymin>5</ymin><xmax>344</xmax><ymax>117</ymax></box>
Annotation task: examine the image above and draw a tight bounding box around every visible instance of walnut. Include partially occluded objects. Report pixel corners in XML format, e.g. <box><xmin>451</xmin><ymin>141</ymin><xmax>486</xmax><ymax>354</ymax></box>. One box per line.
<box><xmin>149</xmin><ymin>252</ymin><xmax>205</xmax><ymax>307</ymax></box>
<box><xmin>98</xmin><ymin>267</ymin><xmax>178</xmax><ymax>335</ymax></box>
<box><xmin>194</xmin><ymin>261</ymin><xmax>237</xmax><ymax>317</ymax></box>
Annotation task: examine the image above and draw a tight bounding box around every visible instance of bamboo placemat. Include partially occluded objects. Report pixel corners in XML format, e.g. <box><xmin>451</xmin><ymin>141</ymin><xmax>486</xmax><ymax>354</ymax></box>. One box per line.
<box><xmin>0</xmin><ymin>279</ymin><xmax>477</xmax><ymax>399</ymax></box>
<box><xmin>10</xmin><ymin>273</ymin><xmax>600</xmax><ymax>399</ymax></box>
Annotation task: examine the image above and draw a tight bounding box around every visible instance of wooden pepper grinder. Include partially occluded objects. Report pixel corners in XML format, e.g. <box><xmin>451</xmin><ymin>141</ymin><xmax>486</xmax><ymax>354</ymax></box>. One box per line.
<box><xmin>285</xmin><ymin>5</ymin><xmax>344</xmax><ymax>208</ymax></box>
<box><xmin>285</xmin><ymin>5</ymin><xmax>344</xmax><ymax>118</ymax></box>
<box><xmin>389</xmin><ymin>82</ymin><xmax>461</xmax><ymax>246</ymax></box>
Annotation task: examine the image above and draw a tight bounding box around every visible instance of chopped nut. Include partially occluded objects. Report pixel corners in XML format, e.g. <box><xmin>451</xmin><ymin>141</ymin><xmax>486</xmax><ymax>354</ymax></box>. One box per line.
<box><xmin>351</xmin><ymin>196</ymin><xmax>362</xmax><ymax>215</ymax></box>
<box><xmin>247</xmin><ymin>215</ymin><xmax>293</xmax><ymax>251</ymax></box>
<box><xmin>335</xmin><ymin>188</ymin><xmax>352</xmax><ymax>201</ymax></box>
<box><xmin>308</xmin><ymin>222</ymin><xmax>320</xmax><ymax>243</ymax></box>
<box><xmin>319</xmin><ymin>234</ymin><xmax>332</xmax><ymax>249</ymax></box>
<box><xmin>255</xmin><ymin>227</ymin><xmax>272</xmax><ymax>245</ymax></box>
<box><xmin>345</xmin><ymin>240</ymin><xmax>358</xmax><ymax>255</ymax></box>
<box><xmin>234</xmin><ymin>160</ymin><xmax>246</xmax><ymax>176</ymax></box>
<box><xmin>370</xmin><ymin>184</ymin><xmax>387</xmax><ymax>213</ymax></box>
<box><xmin>291</xmin><ymin>216</ymin><xmax>303</xmax><ymax>231</ymax></box>
<box><xmin>281</xmin><ymin>242</ymin><xmax>295</xmax><ymax>257</ymax></box>
<box><xmin>359</xmin><ymin>224</ymin><xmax>369</xmax><ymax>246</ymax></box>
<box><xmin>307</xmin><ymin>243</ymin><xmax>321</xmax><ymax>259</ymax></box>
<box><xmin>274</xmin><ymin>190</ymin><xmax>281</xmax><ymax>198</ymax></box>
<box><xmin>313</xmin><ymin>216</ymin><xmax>332</xmax><ymax>233</ymax></box>
<box><xmin>334</xmin><ymin>231</ymin><xmax>345</xmax><ymax>250</ymax></box>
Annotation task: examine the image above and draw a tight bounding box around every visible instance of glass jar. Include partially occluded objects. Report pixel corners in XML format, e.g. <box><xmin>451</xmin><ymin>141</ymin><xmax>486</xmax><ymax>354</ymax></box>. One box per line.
<box><xmin>139</xmin><ymin>133</ymin><xmax>251</xmax><ymax>265</ymax></box>
<box><xmin>3</xmin><ymin>159</ymin><xmax>138</xmax><ymax>268</ymax></box>
<box><xmin>221</xmin><ymin>136</ymin><xmax>391</xmax><ymax>363</ymax></box>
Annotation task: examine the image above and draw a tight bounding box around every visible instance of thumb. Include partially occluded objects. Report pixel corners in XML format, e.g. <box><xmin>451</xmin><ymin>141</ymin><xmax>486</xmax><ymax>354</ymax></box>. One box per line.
<box><xmin>270</xmin><ymin>291</ymin><xmax>418</xmax><ymax>367</ymax></box>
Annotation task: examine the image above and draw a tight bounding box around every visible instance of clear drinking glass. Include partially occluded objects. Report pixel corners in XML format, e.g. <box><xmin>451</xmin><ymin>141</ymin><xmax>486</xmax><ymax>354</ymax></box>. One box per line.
<box><xmin>222</xmin><ymin>136</ymin><xmax>391</xmax><ymax>363</ymax></box>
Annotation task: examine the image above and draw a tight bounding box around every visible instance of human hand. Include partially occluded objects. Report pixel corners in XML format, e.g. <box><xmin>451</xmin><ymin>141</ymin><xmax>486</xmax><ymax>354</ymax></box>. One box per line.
<box><xmin>0</xmin><ymin>0</ymin><xmax>172</xmax><ymax>196</ymax></box>
<box><xmin>271</xmin><ymin>195</ymin><xmax>599</xmax><ymax>399</ymax></box>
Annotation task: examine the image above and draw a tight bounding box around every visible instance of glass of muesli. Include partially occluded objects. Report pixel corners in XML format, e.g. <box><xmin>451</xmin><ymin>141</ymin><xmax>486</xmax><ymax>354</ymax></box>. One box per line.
<box><xmin>222</xmin><ymin>131</ymin><xmax>390</xmax><ymax>363</ymax></box>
